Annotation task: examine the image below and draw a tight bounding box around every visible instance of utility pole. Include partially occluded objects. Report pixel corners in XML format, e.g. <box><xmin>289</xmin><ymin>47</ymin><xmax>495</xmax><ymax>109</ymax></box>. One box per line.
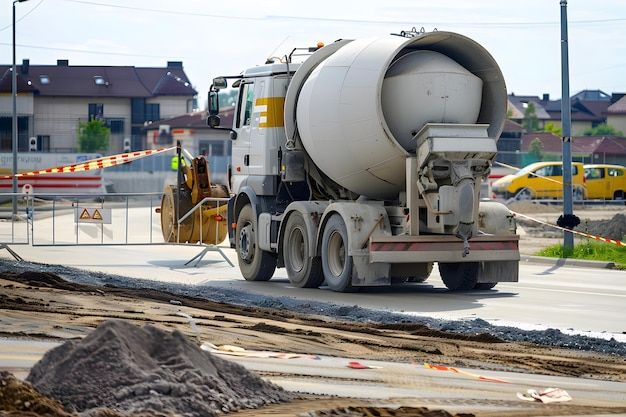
<box><xmin>12</xmin><ymin>0</ymin><xmax>31</xmax><ymax>218</ymax></box>
<box><xmin>560</xmin><ymin>0</ymin><xmax>575</xmax><ymax>249</ymax></box>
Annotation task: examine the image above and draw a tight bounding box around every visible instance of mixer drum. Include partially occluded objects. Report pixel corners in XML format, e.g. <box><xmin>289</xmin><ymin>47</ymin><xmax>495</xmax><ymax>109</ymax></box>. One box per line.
<box><xmin>292</xmin><ymin>32</ymin><xmax>506</xmax><ymax>200</ymax></box>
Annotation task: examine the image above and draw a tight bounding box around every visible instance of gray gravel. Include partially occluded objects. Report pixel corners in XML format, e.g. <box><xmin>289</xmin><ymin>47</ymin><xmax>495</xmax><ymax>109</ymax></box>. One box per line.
<box><xmin>2</xmin><ymin>259</ymin><xmax>625</xmax><ymax>357</ymax></box>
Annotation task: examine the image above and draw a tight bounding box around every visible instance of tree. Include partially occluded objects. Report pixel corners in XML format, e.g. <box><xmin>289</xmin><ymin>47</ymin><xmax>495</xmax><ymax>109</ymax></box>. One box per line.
<box><xmin>78</xmin><ymin>117</ymin><xmax>110</xmax><ymax>153</ymax></box>
<box><xmin>543</xmin><ymin>122</ymin><xmax>562</xmax><ymax>136</ymax></box>
<box><xmin>580</xmin><ymin>123</ymin><xmax>624</xmax><ymax>137</ymax></box>
<box><xmin>528</xmin><ymin>137</ymin><xmax>544</xmax><ymax>161</ymax></box>
<box><xmin>522</xmin><ymin>102</ymin><xmax>539</xmax><ymax>132</ymax></box>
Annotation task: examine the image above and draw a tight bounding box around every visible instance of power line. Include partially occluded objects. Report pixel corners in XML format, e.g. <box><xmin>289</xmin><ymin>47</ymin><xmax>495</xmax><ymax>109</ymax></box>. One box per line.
<box><xmin>63</xmin><ymin>0</ymin><xmax>626</xmax><ymax>27</ymax></box>
<box><xmin>0</xmin><ymin>42</ymin><xmax>175</xmax><ymax>60</ymax></box>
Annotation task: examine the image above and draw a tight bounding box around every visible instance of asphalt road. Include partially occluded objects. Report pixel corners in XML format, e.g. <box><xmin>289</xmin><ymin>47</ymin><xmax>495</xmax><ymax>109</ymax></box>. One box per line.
<box><xmin>2</xmin><ymin>204</ymin><xmax>624</xmax><ymax>341</ymax></box>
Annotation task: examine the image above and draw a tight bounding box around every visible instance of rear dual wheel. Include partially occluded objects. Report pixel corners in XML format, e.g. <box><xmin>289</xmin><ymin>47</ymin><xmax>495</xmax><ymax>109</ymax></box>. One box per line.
<box><xmin>321</xmin><ymin>214</ymin><xmax>355</xmax><ymax>292</ymax></box>
<box><xmin>284</xmin><ymin>212</ymin><xmax>324</xmax><ymax>288</ymax></box>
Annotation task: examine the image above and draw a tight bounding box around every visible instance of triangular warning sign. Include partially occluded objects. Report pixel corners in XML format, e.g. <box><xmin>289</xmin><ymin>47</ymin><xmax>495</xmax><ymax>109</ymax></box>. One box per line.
<box><xmin>92</xmin><ymin>209</ymin><xmax>103</xmax><ymax>220</ymax></box>
<box><xmin>79</xmin><ymin>208</ymin><xmax>91</xmax><ymax>220</ymax></box>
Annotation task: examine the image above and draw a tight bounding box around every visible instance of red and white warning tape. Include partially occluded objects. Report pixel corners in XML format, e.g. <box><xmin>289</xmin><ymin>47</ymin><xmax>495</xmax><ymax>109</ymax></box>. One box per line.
<box><xmin>0</xmin><ymin>146</ymin><xmax>176</xmax><ymax>180</ymax></box>
<box><xmin>512</xmin><ymin>211</ymin><xmax>626</xmax><ymax>247</ymax></box>
<box><xmin>421</xmin><ymin>362</ymin><xmax>511</xmax><ymax>383</ymax></box>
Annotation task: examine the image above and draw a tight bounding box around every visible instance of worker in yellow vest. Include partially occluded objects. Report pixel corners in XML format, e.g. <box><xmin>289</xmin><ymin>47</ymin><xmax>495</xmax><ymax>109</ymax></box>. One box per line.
<box><xmin>171</xmin><ymin>155</ymin><xmax>185</xmax><ymax>171</ymax></box>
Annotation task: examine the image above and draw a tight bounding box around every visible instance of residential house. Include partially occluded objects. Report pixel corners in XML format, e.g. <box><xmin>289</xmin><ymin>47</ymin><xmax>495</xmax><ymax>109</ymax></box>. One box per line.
<box><xmin>520</xmin><ymin>131</ymin><xmax>626</xmax><ymax>166</ymax></box>
<box><xmin>507</xmin><ymin>94</ymin><xmax>551</xmax><ymax>131</ymax></box>
<box><xmin>547</xmin><ymin>90</ymin><xmax>610</xmax><ymax>134</ymax></box>
<box><xmin>496</xmin><ymin>119</ymin><xmax>524</xmax><ymax>168</ymax></box>
<box><xmin>141</xmin><ymin>108</ymin><xmax>234</xmax><ymax>184</ymax></box>
<box><xmin>607</xmin><ymin>94</ymin><xmax>626</xmax><ymax>135</ymax></box>
<box><xmin>0</xmin><ymin>59</ymin><xmax>198</xmax><ymax>154</ymax></box>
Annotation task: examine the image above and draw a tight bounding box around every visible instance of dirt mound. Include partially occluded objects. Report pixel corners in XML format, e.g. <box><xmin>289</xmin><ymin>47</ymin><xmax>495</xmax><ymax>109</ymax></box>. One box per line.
<box><xmin>0</xmin><ymin>371</ymin><xmax>73</xmax><ymax>417</ymax></box>
<box><xmin>26</xmin><ymin>320</ymin><xmax>291</xmax><ymax>416</ymax></box>
<box><xmin>508</xmin><ymin>201</ymin><xmax>563</xmax><ymax>214</ymax></box>
<box><xmin>582</xmin><ymin>213</ymin><xmax>626</xmax><ymax>241</ymax></box>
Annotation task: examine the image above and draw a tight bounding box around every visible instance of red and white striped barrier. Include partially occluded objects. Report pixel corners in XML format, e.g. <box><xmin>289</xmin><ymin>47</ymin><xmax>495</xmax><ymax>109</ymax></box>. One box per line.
<box><xmin>0</xmin><ymin>146</ymin><xmax>176</xmax><ymax>180</ymax></box>
<box><xmin>513</xmin><ymin>211</ymin><xmax>626</xmax><ymax>247</ymax></box>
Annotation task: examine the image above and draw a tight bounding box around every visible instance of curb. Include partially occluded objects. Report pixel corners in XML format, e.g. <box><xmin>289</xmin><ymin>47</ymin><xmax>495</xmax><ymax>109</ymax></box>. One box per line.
<box><xmin>520</xmin><ymin>255</ymin><xmax>616</xmax><ymax>269</ymax></box>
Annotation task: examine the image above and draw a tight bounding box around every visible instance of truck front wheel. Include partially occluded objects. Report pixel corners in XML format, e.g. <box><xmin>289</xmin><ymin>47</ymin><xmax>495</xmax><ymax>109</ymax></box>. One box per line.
<box><xmin>284</xmin><ymin>212</ymin><xmax>324</xmax><ymax>288</ymax></box>
<box><xmin>438</xmin><ymin>262</ymin><xmax>479</xmax><ymax>291</ymax></box>
<box><xmin>321</xmin><ymin>214</ymin><xmax>354</xmax><ymax>292</ymax></box>
<box><xmin>236</xmin><ymin>204</ymin><xmax>276</xmax><ymax>281</ymax></box>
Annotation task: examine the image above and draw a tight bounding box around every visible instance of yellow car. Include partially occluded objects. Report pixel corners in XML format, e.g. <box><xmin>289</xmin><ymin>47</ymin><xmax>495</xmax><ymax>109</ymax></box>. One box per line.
<box><xmin>491</xmin><ymin>161</ymin><xmax>586</xmax><ymax>200</ymax></box>
<box><xmin>584</xmin><ymin>164</ymin><xmax>626</xmax><ymax>200</ymax></box>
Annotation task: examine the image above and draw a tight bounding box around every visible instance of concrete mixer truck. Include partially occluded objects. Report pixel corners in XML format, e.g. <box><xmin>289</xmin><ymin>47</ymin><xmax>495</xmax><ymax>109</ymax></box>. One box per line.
<box><xmin>207</xmin><ymin>28</ymin><xmax>519</xmax><ymax>292</ymax></box>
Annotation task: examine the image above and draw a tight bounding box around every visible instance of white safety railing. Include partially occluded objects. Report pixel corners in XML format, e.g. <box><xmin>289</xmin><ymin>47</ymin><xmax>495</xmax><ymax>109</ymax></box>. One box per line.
<box><xmin>0</xmin><ymin>192</ymin><xmax>233</xmax><ymax>267</ymax></box>
<box><xmin>0</xmin><ymin>192</ymin><xmax>30</xmax><ymax>260</ymax></box>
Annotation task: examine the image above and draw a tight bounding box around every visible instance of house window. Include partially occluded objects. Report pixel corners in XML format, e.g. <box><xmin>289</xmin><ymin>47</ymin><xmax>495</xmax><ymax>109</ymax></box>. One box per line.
<box><xmin>199</xmin><ymin>140</ymin><xmax>226</xmax><ymax>156</ymax></box>
<box><xmin>145</xmin><ymin>104</ymin><xmax>160</xmax><ymax>122</ymax></box>
<box><xmin>88</xmin><ymin>103</ymin><xmax>104</xmax><ymax>120</ymax></box>
<box><xmin>106</xmin><ymin>118</ymin><xmax>125</xmax><ymax>135</ymax></box>
<box><xmin>36</xmin><ymin>135</ymin><xmax>50</xmax><ymax>151</ymax></box>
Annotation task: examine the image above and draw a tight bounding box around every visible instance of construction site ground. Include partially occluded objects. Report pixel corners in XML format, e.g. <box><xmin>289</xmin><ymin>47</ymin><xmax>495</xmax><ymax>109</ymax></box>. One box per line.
<box><xmin>1</xmin><ymin>201</ymin><xmax>625</xmax><ymax>417</ymax></box>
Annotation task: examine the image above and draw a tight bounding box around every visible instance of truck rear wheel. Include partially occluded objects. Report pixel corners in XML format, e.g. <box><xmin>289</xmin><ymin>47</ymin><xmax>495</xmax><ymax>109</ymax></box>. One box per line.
<box><xmin>438</xmin><ymin>262</ymin><xmax>479</xmax><ymax>291</ymax></box>
<box><xmin>474</xmin><ymin>282</ymin><xmax>498</xmax><ymax>290</ymax></box>
<box><xmin>321</xmin><ymin>214</ymin><xmax>354</xmax><ymax>292</ymax></box>
<box><xmin>284</xmin><ymin>212</ymin><xmax>324</xmax><ymax>288</ymax></box>
<box><xmin>236</xmin><ymin>204</ymin><xmax>276</xmax><ymax>281</ymax></box>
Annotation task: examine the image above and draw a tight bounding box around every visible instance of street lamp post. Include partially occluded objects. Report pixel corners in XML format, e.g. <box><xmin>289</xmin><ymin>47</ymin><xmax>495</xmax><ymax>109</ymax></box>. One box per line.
<box><xmin>12</xmin><ymin>0</ymin><xmax>29</xmax><ymax>217</ymax></box>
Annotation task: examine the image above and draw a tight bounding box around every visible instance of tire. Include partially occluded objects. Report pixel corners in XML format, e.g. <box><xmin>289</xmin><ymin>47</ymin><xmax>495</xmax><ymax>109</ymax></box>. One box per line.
<box><xmin>614</xmin><ymin>190</ymin><xmax>625</xmax><ymax>200</ymax></box>
<box><xmin>515</xmin><ymin>188</ymin><xmax>532</xmax><ymax>201</ymax></box>
<box><xmin>321</xmin><ymin>214</ymin><xmax>355</xmax><ymax>292</ymax></box>
<box><xmin>235</xmin><ymin>204</ymin><xmax>276</xmax><ymax>281</ymax></box>
<box><xmin>284</xmin><ymin>212</ymin><xmax>324</xmax><ymax>288</ymax></box>
<box><xmin>438</xmin><ymin>262</ymin><xmax>479</xmax><ymax>291</ymax></box>
<box><xmin>405</xmin><ymin>263</ymin><xmax>433</xmax><ymax>283</ymax></box>
<box><xmin>474</xmin><ymin>282</ymin><xmax>498</xmax><ymax>290</ymax></box>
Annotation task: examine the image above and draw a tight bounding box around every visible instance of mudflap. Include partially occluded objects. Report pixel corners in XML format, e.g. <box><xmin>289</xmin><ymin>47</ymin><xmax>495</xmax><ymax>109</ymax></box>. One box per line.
<box><xmin>352</xmin><ymin>254</ymin><xmax>390</xmax><ymax>286</ymax></box>
<box><xmin>478</xmin><ymin>260</ymin><xmax>519</xmax><ymax>283</ymax></box>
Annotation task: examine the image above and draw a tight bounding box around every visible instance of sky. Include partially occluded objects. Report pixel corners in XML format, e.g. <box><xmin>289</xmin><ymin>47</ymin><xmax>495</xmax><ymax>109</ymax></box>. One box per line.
<box><xmin>2</xmin><ymin>0</ymin><xmax>625</xmax><ymax>109</ymax></box>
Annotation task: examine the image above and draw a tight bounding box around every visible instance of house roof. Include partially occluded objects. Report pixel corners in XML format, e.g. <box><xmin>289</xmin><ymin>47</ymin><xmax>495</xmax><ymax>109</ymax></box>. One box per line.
<box><xmin>571</xmin><ymin>89</ymin><xmax>611</xmax><ymax>101</ymax></box>
<box><xmin>521</xmin><ymin>132</ymin><xmax>563</xmax><ymax>153</ymax></box>
<box><xmin>507</xmin><ymin>95</ymin><xmax>551</xmax><ymax>119</ymax></box>
<box><xmin>570</xmin><ymin>99</ymin><xmax>609</xmax><ymax>121</ymax></box>
<box><xmin>512</xmin><ymin>90</ymin><xmax>613</xmax><ymax>124</ymax></box>
<box><xmin>503</xmin><ymin>118</ymin><xmax>524</xmax><ymax>133</ymax></box>
<box><xmin>143</xmin><ymin>106</ymin><xmax>235</xmax><ymax>131</ymax></box>
<box><xmin>607</xmin><ymin>95</ymin><xmax>626</xmax><ymax>114</ymax></box>
<box><xmin>0</xmin><ymin>68</ymin><xmax>39</xmax><ymax>93</ymax></box>
<box><xmin>0</xmin><ymin>60</ymin><xmax>197</xmax><ymax>98</ymax></box>
<box><xmin>521</xmin><ymin>132</ymin><xmax>626</xmax><ymax>155</ymax></box>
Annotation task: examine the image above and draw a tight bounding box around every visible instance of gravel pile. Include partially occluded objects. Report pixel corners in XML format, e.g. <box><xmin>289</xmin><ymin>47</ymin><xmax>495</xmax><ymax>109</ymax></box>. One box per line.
<box><xmin>26</xmin><ymin>320</ymin><xmax>291</xmax><ymax>416</ymax></box>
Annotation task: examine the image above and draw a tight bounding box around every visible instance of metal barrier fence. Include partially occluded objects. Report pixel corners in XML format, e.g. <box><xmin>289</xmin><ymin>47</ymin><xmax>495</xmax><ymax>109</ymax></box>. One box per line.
<box><xmin>0</xmin><ymin>192</ymin><xmax>233</xmax><ymax>266</ymax></box>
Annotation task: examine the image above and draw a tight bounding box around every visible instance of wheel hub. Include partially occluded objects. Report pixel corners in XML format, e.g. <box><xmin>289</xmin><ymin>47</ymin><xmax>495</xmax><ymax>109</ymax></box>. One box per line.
<box><xmin>239</xmin><ymin>224</ymin><xmax>254</xmax><ymax>262</ymax></box>
<box><xmin>327</xmin><ymin>231</ymin><xmax>345</xmax><ymax>277</ymax></box>
<box><xmin>288</xmin><ymin>228</ymin><xmax>305</xmax><ymax>273</ymax></box>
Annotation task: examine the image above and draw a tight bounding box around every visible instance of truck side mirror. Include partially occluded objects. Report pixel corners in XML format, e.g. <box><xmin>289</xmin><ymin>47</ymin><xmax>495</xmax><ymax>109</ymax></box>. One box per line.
<box><xmin>212</xmin><ymin>77</ymin><xmax>228</xmax><ymax>90</ymax></box>
<box><xmin>207</xmin><ymin>114</ymin><xmax>221</xmax><ymax>128</ymax></box>
<box><xmin>208</xmin><ymin>91</ymin><xmax>219</xmax><ymax>116</ymax></box>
